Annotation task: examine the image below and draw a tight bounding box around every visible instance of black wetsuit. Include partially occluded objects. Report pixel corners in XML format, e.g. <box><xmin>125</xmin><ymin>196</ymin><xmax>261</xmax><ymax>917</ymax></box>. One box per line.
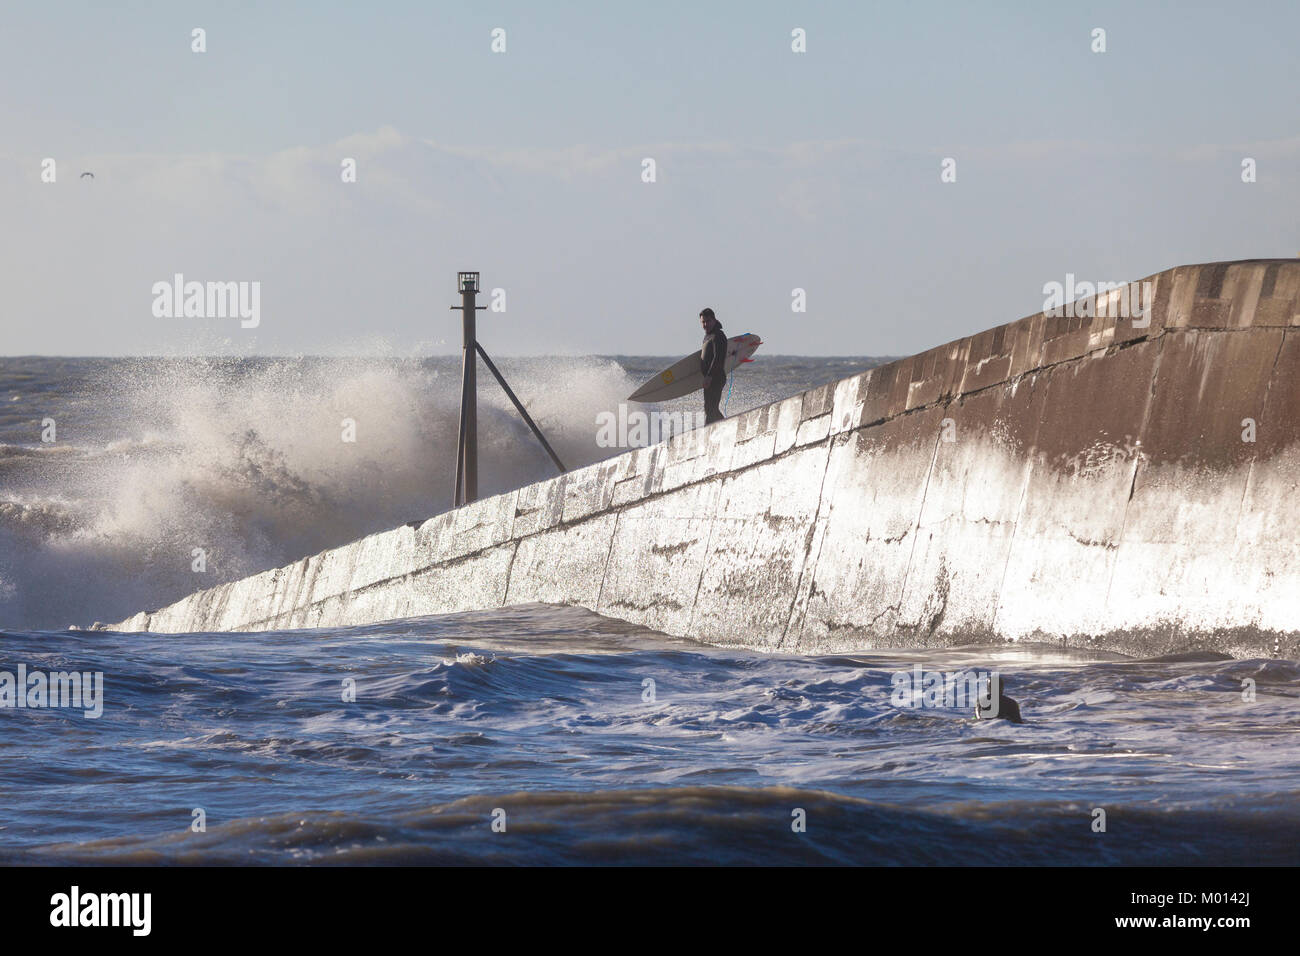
<box><xmin>700</xmin><ymin>325</ymin><xmax>728</xmax><ymax>424</ymax></box>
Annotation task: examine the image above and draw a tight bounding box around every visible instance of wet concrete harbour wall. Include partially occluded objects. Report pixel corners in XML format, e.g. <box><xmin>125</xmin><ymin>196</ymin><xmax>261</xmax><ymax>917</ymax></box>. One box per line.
<box><xmin>114</xmin><ymin>260</ymin><xmax>1300</xmax><ymax>657</ymax></box>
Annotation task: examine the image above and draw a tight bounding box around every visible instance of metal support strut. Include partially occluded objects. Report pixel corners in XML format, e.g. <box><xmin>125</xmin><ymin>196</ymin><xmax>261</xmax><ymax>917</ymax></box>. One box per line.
<box><xmin>475</xmin><ymin>342</ymin><xmax>567</xmax><ymax>476</ymax></box>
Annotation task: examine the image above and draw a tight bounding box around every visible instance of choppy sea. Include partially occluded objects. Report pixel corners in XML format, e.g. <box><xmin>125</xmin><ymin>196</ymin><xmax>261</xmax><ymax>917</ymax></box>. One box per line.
<box><xmin>2</xmin><ymin>357</ymin><xmax>1297</xmax><ymax>864</ymax></box>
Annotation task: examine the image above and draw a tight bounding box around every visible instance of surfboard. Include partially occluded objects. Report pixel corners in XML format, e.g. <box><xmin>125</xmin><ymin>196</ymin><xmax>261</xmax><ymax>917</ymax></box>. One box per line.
<box><xmin>627</xmin><ymin>333</ymin><xmax>763</xmax><ymax>403</ymax></box>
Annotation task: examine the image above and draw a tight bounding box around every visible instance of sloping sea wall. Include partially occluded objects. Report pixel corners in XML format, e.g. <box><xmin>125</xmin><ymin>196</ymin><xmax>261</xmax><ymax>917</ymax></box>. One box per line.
<box><xmin>112</xmin><ymin>260</ymin><xmax>1300</xmax><ymax>657</ymax></box>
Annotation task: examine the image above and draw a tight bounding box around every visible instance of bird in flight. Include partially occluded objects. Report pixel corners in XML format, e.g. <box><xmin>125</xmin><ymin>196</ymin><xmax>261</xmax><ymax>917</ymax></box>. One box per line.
<box><xmin>80</xmin><ymin>171</ymin><xmax>94</xmax><ymax>180</ymax></box>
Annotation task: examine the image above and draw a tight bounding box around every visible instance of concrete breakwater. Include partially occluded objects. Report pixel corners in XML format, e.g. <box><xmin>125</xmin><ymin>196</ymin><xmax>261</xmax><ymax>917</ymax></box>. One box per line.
<box><xmin>112</xmin><ymin>260</ymin><xmax>1300</xmax><ymax>657</ymax></box>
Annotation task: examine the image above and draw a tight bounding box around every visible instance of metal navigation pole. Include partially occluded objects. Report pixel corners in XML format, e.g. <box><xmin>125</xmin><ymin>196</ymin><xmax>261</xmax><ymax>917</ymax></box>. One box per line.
<box><xmin>451</xmin><ymin>271</ymin><xmax>567</xmax><ymax>507</ymax></box>
<box><xmin>452</xmin><ymin>271</ymin><xmax>486</xmax><ymax>506</ymax></box>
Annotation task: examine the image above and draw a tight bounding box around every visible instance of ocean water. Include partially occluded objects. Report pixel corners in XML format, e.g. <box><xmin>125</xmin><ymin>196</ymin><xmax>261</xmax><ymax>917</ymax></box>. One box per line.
<box><xmin>2</xmin><ymin>356</ymin><xmax>1297</xmax><ymax>865</ymax></box>
<box><xmin>2</xmin><ymin>604</ymin><xmax>1297</xmax><ymax>865</ymax></box>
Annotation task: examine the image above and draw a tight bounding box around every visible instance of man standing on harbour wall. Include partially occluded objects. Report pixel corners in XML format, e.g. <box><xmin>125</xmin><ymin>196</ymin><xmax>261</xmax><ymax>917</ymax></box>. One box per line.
<box><xmin>699</xmin><ymin>308</ymin><xmax>728</xmax><ymax>424</ymax></box>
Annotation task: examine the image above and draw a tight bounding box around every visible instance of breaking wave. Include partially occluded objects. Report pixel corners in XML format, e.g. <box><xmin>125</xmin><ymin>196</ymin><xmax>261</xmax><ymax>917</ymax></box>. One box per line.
<box><xmin>0</xmin><ymin>356</ymin><xmax>638</xmax><ymax>628</ymax></box>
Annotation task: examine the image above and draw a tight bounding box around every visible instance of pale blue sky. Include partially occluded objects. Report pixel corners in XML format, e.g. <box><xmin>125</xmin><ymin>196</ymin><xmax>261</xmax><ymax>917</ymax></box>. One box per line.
<box><xmin>3</xmin><ymin>0</ymin><xmax>1297</xmax><ymax>355</ymax></box>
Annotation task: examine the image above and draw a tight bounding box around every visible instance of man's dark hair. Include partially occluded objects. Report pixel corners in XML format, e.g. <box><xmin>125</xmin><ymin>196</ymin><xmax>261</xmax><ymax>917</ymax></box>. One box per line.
<box><xmin>699</xmin><ymin>308</ymin><xmax>716</xmax><ymax>322</ymax></box>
